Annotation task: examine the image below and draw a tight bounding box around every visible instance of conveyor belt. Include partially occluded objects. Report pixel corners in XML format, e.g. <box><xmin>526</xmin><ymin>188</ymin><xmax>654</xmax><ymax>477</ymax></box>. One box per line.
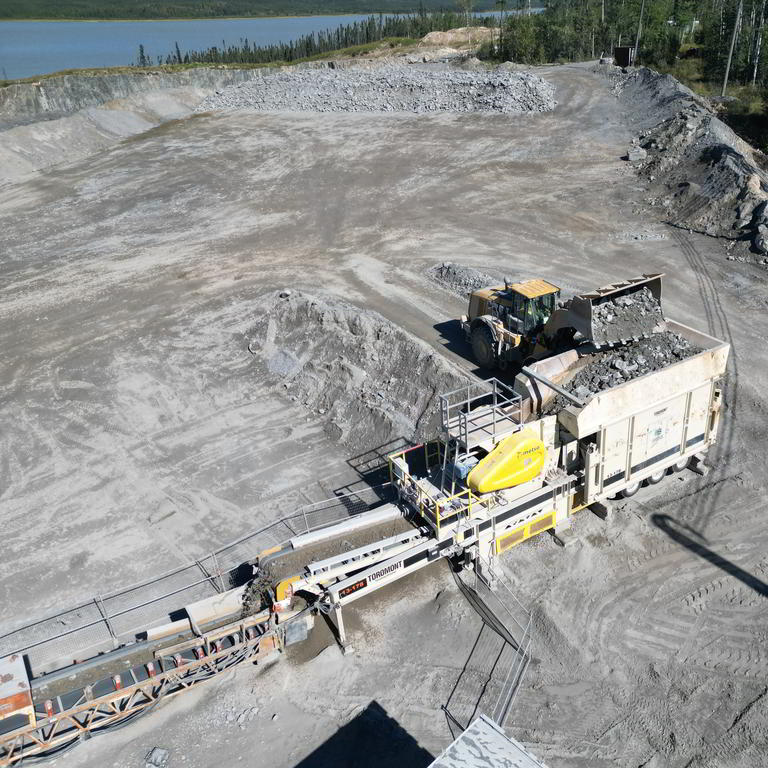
<box><xmin>0</xmin><ymin>487</ymin><xmax>391</xmax><ymax>679</ymax></box>
<box><xmin>261</xmin><ymin>514</ymin><xmax>417</xmax><ymax>584</ymax></box>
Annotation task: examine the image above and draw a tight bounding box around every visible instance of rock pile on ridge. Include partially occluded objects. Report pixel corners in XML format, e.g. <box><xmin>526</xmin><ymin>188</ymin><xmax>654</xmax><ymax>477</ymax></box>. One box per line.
<box><xmin>612</xmin><ymin>66</ymin><xmax>768</xmax><ymax>259</ymax></box>
<box><xmin>196</xmin><ymin>64</ymin><xmax>556</xmax><ymax>114</ymax></box>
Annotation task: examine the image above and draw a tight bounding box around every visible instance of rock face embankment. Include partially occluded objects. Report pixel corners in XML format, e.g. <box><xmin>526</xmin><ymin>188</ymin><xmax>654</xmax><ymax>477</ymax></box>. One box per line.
<box><xmin>195</xmin><ymin>64</ymin><xmax>557</xmax><ymax>114</ymax></box>
<box><xmin>0</xmin><ymin>68</ymin><xmax>267</xmax><ymax>129</ymax></box>
<box><xmin>0</xmin><ymin>59</ymin><xmax>554</xmax><ymax>182</ymax></box>
<box><xmin>614</xmin><ymin>66</ymin><xmax>768</xmax><ymax>259</ymax></box>
<box><xmin>0</xmin><ymin>67</ymin><xmax>279</xmax><ymax>180</ymax></box>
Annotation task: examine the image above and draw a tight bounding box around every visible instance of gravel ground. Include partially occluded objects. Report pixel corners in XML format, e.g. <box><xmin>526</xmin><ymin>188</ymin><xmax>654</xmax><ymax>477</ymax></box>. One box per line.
<box><xmin>5</xmin><ymin>61</ymin><xmax>768</xmax><ymax>768</ymax></box>
<box><xmin>195</xmin><ymin>64</ymin><xmax>557</xmax><ymax>114</ymax></box>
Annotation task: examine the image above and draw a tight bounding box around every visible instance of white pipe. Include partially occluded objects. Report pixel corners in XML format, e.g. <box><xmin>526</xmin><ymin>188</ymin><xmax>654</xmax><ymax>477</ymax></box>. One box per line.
<box><xmin>289</xmin><ymin>503</ymin><xmax>404</xmax><ymax>551</ymax></box>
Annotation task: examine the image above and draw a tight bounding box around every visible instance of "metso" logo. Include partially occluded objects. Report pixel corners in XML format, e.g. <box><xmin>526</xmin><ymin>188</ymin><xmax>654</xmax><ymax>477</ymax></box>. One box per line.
<box><xmin>368</xmin><ymin>561</ymin><xmax>403</xmax><ymax>583</ymax></box>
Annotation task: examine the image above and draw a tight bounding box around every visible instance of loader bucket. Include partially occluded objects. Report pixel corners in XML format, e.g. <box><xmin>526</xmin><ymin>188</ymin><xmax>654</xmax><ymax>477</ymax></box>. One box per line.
<box><xmin>567</xmin><ymin>273</ymin><xmax>665</xmax><ymax>346</ymax></box>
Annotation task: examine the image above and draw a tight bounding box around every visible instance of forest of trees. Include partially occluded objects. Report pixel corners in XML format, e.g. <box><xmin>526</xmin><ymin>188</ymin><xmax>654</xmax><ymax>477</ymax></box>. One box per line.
<box><xmin>142</xmin><ymin>10</ymin><xmax>493</xmax><ymax>64</ymax></box>
<box><xmin>0</xmin><ymin>0</ymin><xmax>496</xmax><ymax>19</ymax></box>
<box><xmin>480</xmin><ymin>0</ymin><xmax>766</xmax><ymax>90</ymax></box>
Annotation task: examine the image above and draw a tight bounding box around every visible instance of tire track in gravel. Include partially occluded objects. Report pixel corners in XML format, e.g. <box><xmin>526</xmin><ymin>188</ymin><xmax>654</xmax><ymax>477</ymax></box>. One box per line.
<box><xmin>587</xmin><ymin>496</ymin><xmax>768</xmax><ymax>680</ymax></box>
<box><xmin>671</xmin><ymin>229</ymin><xmax>739</xmax><ymax>534</ymax></box>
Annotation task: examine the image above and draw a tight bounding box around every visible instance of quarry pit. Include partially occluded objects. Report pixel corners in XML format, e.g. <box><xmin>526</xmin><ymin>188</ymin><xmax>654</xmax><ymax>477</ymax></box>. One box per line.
<box><xmin>1</xmin><ymin>53</ymin><xmax>767</xmax><ymax>768</ymax></box>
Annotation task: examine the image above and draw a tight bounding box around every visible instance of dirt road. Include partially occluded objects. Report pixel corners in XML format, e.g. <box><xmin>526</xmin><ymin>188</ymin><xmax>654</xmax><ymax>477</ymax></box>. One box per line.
<box><xmin>1</xmin><ymin>63</ymin><xmax>767</xmax><ymax>767</ymax></box>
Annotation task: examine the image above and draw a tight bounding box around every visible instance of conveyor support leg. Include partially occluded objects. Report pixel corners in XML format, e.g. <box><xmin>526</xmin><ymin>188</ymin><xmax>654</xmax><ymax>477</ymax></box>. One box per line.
<box><xmin>332</xmin><ymin>604</ymin><xmax>354</xmax><ymax>655</ymax></box>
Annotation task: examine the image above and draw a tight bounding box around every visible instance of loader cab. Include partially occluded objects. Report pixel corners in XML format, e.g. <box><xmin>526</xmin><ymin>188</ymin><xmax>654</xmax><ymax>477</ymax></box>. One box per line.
<box><xmin>519</xmin><ymin>289</ymin><xmax>558</xmax><ymax>333</ymax></box>
<box><xmin>469</xmin><ymin>279</ymin><xmax>560</xmax><ymax>335</ymax></box>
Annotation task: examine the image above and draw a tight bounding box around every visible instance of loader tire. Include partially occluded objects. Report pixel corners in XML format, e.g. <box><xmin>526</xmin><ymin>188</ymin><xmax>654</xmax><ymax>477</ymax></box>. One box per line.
<box><xmin>471</xmin><ymin>325</ymin><xmax>496</xmax><ymax>370</ymax></box>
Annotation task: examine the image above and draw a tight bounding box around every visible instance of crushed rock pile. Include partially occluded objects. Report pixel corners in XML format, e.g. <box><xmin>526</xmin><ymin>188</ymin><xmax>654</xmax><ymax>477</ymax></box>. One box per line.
<box><xmin>544</xmin><ymin>332</ymin><xmax>701</xmax><ymax>413</ymax></box>
<box><xmin>195</xmin><ymin>64</ymin><xmax>556</xmax><ymax>114</ymax></box>
<box><xmin>248</xmin><ymin>292</ymin><xmax>471</xmax><ymax>452</ymax></box>
<box><xmin>591</xmin><ymin>286</ymin><xmax>664</xmax><ymax>344</ymax></box>
<box><xmin>429</xmin><ymin>261</ymin><xmax>502</xmax><ymax>297</ymax></box>
<box><xmin>613</xmin><ymin>67</ymin><xmax>768</xmax><ymax>259</ymax></box>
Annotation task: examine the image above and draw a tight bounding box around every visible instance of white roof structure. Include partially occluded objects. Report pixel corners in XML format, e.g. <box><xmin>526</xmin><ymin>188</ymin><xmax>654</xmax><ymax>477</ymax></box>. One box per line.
<box><xmin>429</xmin><ymin>716</ymin><xmax>550</xmax><ymax>768</ymax></box>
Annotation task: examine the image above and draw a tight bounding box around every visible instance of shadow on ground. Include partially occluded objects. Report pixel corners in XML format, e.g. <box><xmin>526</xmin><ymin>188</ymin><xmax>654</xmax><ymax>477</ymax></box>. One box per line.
<box><xmin>433</xmin><ymin>319</ymin><xmax>526</xmax><ymax>388</ymax></box>
<box><xmin>293</xmin><ymin>701</ymin><xmax>433</xmax><ymax>768</ymax></box>
<box><xmin>652</xmin><ymin>513</ymin><xmax>768</xmax><ymax>596</ymax></box>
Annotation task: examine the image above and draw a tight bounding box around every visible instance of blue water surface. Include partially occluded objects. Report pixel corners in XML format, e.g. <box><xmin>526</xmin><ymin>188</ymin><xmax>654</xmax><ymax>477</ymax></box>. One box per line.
<box><xmin>0</xmin><ymin>16</ymin><xmax>386</xmax><ymax>79</ymax></box>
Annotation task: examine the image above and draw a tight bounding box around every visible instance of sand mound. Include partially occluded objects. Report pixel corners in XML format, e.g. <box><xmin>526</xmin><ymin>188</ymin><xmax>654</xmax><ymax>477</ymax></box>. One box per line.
<box><xmin>248</xmin><ymin>292</ymin><xmax>471</xmax><ymax>453</ymax></box>
<box><xmin>420</xmin><ymin>27</ymin><xmax>496</xmax><ymax>48</ymax></box>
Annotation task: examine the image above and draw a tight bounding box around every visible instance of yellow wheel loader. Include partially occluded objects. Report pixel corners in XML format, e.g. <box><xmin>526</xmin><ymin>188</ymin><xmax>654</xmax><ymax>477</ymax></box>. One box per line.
<box><xmin>459</xmin><ymin>273</ymin><xmax>665</xmax><ymax>369</ymax></box>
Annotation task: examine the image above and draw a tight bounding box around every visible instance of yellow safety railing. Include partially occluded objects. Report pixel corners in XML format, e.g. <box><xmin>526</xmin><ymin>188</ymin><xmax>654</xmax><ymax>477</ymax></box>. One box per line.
<box><xmin>388</xmin><ymin>443</ymin><xmax>495</xmax><ymax>535</ymax></box>
<box><xmin>435</xmin><ymin>487</ymin><xmax>495</xmax><ymax>530</ymax></box>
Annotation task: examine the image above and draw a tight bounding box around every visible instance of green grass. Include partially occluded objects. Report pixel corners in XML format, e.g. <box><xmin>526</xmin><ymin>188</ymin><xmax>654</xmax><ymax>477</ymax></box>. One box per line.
<box><xmin>301</xmin><ymin>36</ymin><xmax>418</xmax><ymax>60</ymax></box>
<box><xmin>0</xmin><ymin>37</ymin><xmax>421</xmax><ymax>87</ymax></box>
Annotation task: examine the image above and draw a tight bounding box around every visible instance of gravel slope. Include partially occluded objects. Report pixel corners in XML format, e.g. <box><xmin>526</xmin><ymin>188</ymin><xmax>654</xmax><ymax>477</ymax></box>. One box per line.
<box><xmin>612</xmin><ymin>66</ymin><xmax>768</xmax><ymax>259</ymax></box>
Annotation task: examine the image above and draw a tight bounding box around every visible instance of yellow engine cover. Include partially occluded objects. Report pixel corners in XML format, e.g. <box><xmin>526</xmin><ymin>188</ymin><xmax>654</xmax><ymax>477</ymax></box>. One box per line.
<box><xmin>467</xmin><ymin>430</ymin><xmax>547</xmax><ymax>494</ymax></box>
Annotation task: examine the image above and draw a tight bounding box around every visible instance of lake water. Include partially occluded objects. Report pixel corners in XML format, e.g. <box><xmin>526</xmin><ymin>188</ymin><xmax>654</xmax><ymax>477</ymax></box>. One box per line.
<box><xmin>0</xmin><ymin>16</ymin><xmax>400</xmax><ymax>80</ymax></box>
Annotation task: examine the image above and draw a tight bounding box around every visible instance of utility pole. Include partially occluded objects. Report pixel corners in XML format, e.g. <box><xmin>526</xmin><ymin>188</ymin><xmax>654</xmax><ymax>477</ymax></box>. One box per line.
<box><xmin>496</xmin><ymin>0</ymin><xmax>507</xmax><ymax>56</ymax></box>
<box><xmin>633</xmin><ymin>0</ymin><xmax>646</xmax><ymax>66</ymax></box>
<box><xmin>721</xmin><ymin>0</ymin><xmax>743</xmax><ymax>97</ymax></box>
<box><xmin>753</xmin><ymin>0</ymin><xmax>765</xmax><ymax>85</ymax></box>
